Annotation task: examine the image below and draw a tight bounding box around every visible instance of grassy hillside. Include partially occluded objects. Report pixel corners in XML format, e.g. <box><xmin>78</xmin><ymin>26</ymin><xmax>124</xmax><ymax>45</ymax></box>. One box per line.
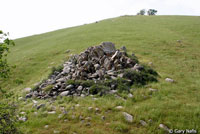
<box><xmin>2</xmin><ymin>15</ymin><xmax>200</xmax><ymax>134</ymax></box>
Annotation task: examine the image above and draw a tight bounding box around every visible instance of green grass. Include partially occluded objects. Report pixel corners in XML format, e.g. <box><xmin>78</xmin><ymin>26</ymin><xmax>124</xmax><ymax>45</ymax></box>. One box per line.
<box><xmin>1</xmin><ymin>15</ymin><xmax>200</xmax><ymax>134</ymax></box>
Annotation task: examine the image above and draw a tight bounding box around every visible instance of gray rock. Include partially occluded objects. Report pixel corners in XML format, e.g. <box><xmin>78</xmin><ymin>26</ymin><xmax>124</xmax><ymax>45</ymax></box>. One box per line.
<box><xmin>118</xmin><ymin>73</ymin><xmax>124</xmax><ymax>78</ymax></box>
<box><xmin>80</xmin><ymin>94</ymin><xmax>85</xmax><ymax>97</ymax></box>
<box><xmin>111</xmin><ymin>76</ymin><xmax>117</xmax><ymax>80</ymax></box>
<box><xmin>18</xmin><ymin>97</ymin><xmax>23</xmax><ymax>101</ymax></box>
<box><xmin>128</xmin><ymin>93</ymin><xmax>134</xmax><ymax>98</ymax></box>
<box><xmin>165</xmin><ymin>78</ymin><xmax>174</xmax><ymax>83</ymax></box>
<box><xmin>101</xmin><ymin>116</ymin><xmax>105</xmax><ymax>120</ymax></box>
<box><xmin>24</xmin><ymin>87</ymin><xmax>31</xmax><ymax>92</ymax></box>
<box><xmin>100</xmin><ymin>42</ymin><xmax>116</xmax><ymax>55</ymax></box>
<box><xmin>104</xmin><ymin>58</ymin><xmax>111</xmax><ymax>70</ymax></box>
<box><xmin>131</xmin><ymin>64</ymin><xmax>143</xmax><ymax>71</ymax></box>
<box><xmin>85</xmin><ymin>117</ymin><xmax>92</xmax><ymax>121</ymax></box>
<box><xmin>95</xmin><ymin>108</ymin><xmax>100</xmax><ymax>112</ymax></box>
<box><xmin>94</xmin><ymin>64</ymin><xmax>100</xmax><ymax>70</ymax></box>
<box><xmin>111</xmin><ymin>50</ymin><xmax>120</xmax><ymax>60</ymax></box>
<box><xmin>48</xmin><ymin>111</ymin><xmax>56</xmax><ymax>114</ymax></box>
<box><xmin>63</xmin><ymin>67</ymin><xmax>71</xmax><ymax>74</ymax></box>
<box><xmin>159</xmin><ymin>124</ymin><xmax>170</xmax><ymax>132</ymax></box>
<box><xmin>44</xmin><ymin>125</ymin><xmax>49</xmax><ymax>129</ymax></box>
<box><xmin>149</xmin><ymin>88</ymin><xmax>158</xmax><ymax>92</ymax></box>
<box><xmin>53</xmin><ymin>130</ymin><xmax>60</xmax><ymax>134</ymax></box>
<box><xmin>37</xmin><ymin>104</ymin><xmax>45</xmax><ymax>110</ymax></box>
<box><xmin>18</xmin><ymin>116</ymin><xmax>27</xmax><ymax>122</ymax></box>
<box><xmin>60</xmin><ymin>91</ymin><xmax>69</xmax><ymax>96</ymax></box>
<box><xmin>75</xmin><ymin>104</ymin><xmax>80</xmax><ymax>107</ymax></box>
<box><xmin>77</xmin><ymin>86</ymin><xmax>83</xmax><ymax>91</ymax></box>
<box><xmin>32</xmin><ymin>100</ymin><xmax>38</xmax><ymax>104</ymax></box>
<box><xmin>20</xmin><ymin>112</ymin><xmax>26</xmax><ymax>115</ymax></box>
<box><xmin>140</xmin><ymin>120</ymin><xmax>147</xmax><ymax>126</ymax></box>
<box><xmin>122</xmin><ymin>112</ymin><xmax>133</xmax><ymax>123</ymax></box>
<box><xmin>109</xmin><ymin>90</ymin><xmax>117</xmax><ymax>94</ymax></box>
<box><xmin>25</xmin><ymin>93</ymin><xmax>32</xmax><ymax>98</ymax></box>
<box><xmin>115</xmin><ymin>106</ymin><xmax>123</xmax><ymax>110</ymax></box>
<box><xmin>88</xmin><ymin>107</ymin><xmax>93</xmax><ymax>111</ymax></box>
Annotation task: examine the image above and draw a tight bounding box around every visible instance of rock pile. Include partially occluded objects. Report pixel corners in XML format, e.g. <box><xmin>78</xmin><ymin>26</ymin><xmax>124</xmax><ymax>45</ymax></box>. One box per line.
<box><xmin>26</xmin><ymin>42</ymin><xmax>154</xmax><ymax>99</ymax></box>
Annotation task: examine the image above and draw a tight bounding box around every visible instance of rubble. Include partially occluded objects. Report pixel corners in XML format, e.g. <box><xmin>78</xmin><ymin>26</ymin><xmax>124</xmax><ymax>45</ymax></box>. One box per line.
<box><xmin>26</xmin><ymin>42</ymin><xmax>158</xmax><ymax>99</ymax></box>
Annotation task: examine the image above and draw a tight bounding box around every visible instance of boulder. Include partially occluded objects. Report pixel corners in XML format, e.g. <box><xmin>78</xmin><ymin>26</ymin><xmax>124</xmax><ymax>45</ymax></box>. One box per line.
<box><xmin>100</xmin><ymin>42</ymin><xmax>116</xmax><ymax>55</ymax></box>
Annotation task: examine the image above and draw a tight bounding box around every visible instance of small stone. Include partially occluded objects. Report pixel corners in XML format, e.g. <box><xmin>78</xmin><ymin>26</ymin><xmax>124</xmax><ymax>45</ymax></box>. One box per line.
<box><xmin>20</xmin><ymin>112</ymin><xmax>26</xmax><ymax>115</ymax></box>
<box><xmin>111</xmin><ymin>76</ymin><xmax>117</xmax><ymax>80</ymax></box>
<box><xmin>24</xmin><ymin>87</ymin><xmax>31</xmax><ymax>92</ymax></box>
<box><xmin>48</xmin><ymin>111</ymin><xmax>56</xmax><ymax>114</ymax></box>
<box><xmin>94</xmin><ymin>64</ymin><xmax>100</xmax><ymax>70</ymax></box>
<box><xmin>80</xmin><ymin>94</ymin><xmax>85</xmax><ymax>97</ymax></box>
<box><xmin>44</xmin><ymin>125</ymin><xmax>49</xmax><ymax>129</ymax></box>
<box><xmin>118</xmin><ymin>73</ymin><xmax>124</xmax><ymax>78</ymax></box>
<box><xmin>95</xmin><ymin>108</ymin><xmax>100</xmax><ymax>112</ymax></box>
<box><xmin>64</xmin><ymin>119</ymin><xmax>68</xmax><ymax>122</ymax></box>
<box><xmin>122</xmin><ymin>112</ymin><xmax>133</xmax><ymax>123</ymax></box>
<box><xmin>54</xmin><ymin>130</ymin><xmax>60</xmax><ymax>134</ymax></box>
<box><xmin>37</xmin><ymin>104</ymin><xmax>45</xmax><ymax>110</ymax></box>
<box><xmin>77</xmin><ymin>86</ymin><xmax>83</xmax><ymax>91</ymax></box>
<box><xmin>115</xmin><ymin>106</ymin><xmax>123</xmax><ymax>110</ymax></box>
<box><xmin>159</xmin><ymin>124</ymin><xmax>170</xmax><ymax>132</ymax></box>
<box><xmin>18</xmin><ymin>116</ymin><xmax>27</xmax><ymax>122</ymax></box>
<box><xmin>88</xmin><ymin>107</ymin><xmax>93</xmax><ymax>111</ymax></box>
<box><xmin>25</xmin><ymin>93</ymin><xmax>32</xmax><ymax>98</ymax></box>
<box><xmin>128</xmin><ymin>93</ymin><xmax>134</xmax><ymax>98</ymax></box>
<box><xmin>165</xmin><ymin>78</ymin><xmax>174</xmax><ymax>83</ymax></box>
<box><xmin>32</xmin><ymin>100</ymin><xmax>38</xmax><ymax>104</ymax></box>
<box><xmin>34</xmin><ymin>112</ymin><xmax>38</xmax><ymax>115</ymax></box>
<box><xmin>66</xmin><ymin>84</ymin><xmax>74</xmax><ymax>90</ymax></box>
<box><xmin>18</xmin><ymin>97</ymin><xmax>23</xmax><ymax>100</ymax></box>
<box><xmin>149</xmin><ymin>88</ymin><xmax>158</xmax><ymax>92</ymax></box>
<box><xmin>101</xmin><ymin>116</ymin><xmax>105</xmax><ymax>120</ymax></box>
<box><xmin>85</xmin><ymin>117</ymin><xmax>92</xmax><ymax>121</ymax></box>
<box><xmin>75</xmin><ymin>104</ymin><xmax>80</xmax><ymax>107</ymax></box>
<box><xmin>131</xmin><ymin>64</ymin><xmax>144</xmax><ymax>71</ymax></box>
<box><xmin>140</xmin><ymin>120</ymin><xmax>147</xmax><ymax>126</ymax></box>
<box><xmin>60</xmin><ymin>91</ymin><xmax>69</xmax><ymax>96</ymax></box>
<box><xmin>109</xmin><ymin>90</ymin><xmax>117</xmax><ymax>94</ymax></box>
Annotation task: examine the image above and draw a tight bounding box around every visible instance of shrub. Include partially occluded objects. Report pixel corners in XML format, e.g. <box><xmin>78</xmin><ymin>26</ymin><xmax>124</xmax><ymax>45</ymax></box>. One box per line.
<box><xmin>123</xmin><ymin>65</ymin><xmax>158</xmax><ymax>86</ymax></box>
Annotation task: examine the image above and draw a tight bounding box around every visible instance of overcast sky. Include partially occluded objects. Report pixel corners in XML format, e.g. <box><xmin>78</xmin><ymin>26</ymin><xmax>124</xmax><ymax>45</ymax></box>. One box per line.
<box><xmin>0</xmin><ymin>0</ymin><xmax>199</xmax><ymax>39</ymax></box>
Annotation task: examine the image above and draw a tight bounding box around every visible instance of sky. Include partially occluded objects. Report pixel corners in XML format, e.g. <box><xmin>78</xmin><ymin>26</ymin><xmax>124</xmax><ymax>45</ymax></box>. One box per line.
<box><xmin>0</xmin><ymin>0</ymin><xmax>200</xmax><ymax>39</ymax></box>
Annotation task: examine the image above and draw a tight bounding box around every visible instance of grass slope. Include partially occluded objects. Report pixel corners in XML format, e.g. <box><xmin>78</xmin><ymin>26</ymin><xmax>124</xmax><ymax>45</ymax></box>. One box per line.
<box><xmin>2</xmin><ymin>15</ymin><xmax>200</xmax><ymax>134</ymax></box>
